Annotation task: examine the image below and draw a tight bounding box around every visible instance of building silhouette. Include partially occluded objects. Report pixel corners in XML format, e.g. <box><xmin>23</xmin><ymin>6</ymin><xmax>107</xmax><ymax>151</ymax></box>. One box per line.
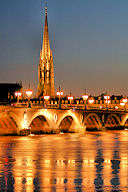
<box><xmin>0</xmin><ymin>83</ymin><xmax>22</xmax><ymax>102</ymax></box>
<box><xmin>37</xmin><ymin>4</ymin><xmax>54</xmax><ymax>98</ymax></box>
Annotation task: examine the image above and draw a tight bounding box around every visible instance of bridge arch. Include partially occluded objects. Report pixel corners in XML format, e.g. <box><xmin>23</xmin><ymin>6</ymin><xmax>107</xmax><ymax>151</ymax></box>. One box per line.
<box><xmin>105</xmin><ymin>114</ymin><xmax>121</xmax><ymax>129</ymax></box>
<box><xmin>84</xmin><ymin>113</ymin><xmax>102</xmax><ymax>131</ymax></box>
<box><xmin>28</xmin><ymin>111</ymin><xmax>55</xmax><ymax>134</ymax></box>
<box><xmin>58</xmin><ymin>115</ymin><xmax>73</xmax><ymax>132</ymax></box>
<box><xmin>57</xmin><ymin>110</ymin><xmax>83</xmax><ymax>133</ymax></box>
<box><xmin>0</xmin><ymin>112</ymin><xmax>21</xmax><ymax>135</ymax></box>
<box><xmin>121</xmin><ymin>114</ymin><xmax>128</xmax><ymax>127</ymax></box>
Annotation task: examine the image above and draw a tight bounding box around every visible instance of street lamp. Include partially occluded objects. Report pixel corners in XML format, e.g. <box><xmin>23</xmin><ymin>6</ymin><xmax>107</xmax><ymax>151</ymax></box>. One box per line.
<box><xmin>104</xmin><ymin>95</ymin><xmax>110</xmax><ymax>100</ymax></box>
<box><xmin>68</xmin><ymin>96</ymin><xmax>74</xmax><ymax>108</ymax></box>
<box><xmin>104</xmin><ymin>95</ymin><xmax>110</xmax><ymax>110</ymax></box>
<box><xmin>15</xmin><ymin>92</ymin><xmax>22</xmax><ymax>103</ymax></box>
<box><xmin>88</xmin><ymin>98</ymin><xmax>94</xmax><ymax>109</ymax></box>
<box><xmin>120</xmin><ymin>98</ymin><xmax>127</xmax><ymax>111</ymax></box>
<box><xmin>120</xmin><ymin>102</ymin><xmax>125</xmax><ymax>111</ymax></box>
<box><xmin>26</xmin><ymin>90</ymin><xmax>32</xmax><ymax>108</ymax></box>
<box><xmin>57</xmin><ymin>87</ymin><xmax>63</xmax><ymax>109</ymax></box>
<box><xmin>88</xmin><ymin>98</ymin><xmax>94</xmax><ymax>104</ymax></box>
<box><xmin>44</xmin><ymin>95</ymin><xmax>50</xmax><ymax>108</ymax></box>
<box><xmin>122</xmin><ymin>98</ymin><xmax>127</xmax><ymax>103</ymax></box>
<box><xmin>82</xmin><ymin>95</ymin><xmax>88</xmax><ymax>110</ymax></box>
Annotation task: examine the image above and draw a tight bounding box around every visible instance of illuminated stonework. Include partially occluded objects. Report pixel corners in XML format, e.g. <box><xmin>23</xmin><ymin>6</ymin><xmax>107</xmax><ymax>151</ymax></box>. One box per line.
<box><xmin>38</xmin><ymin>5</ymin><xmax>54</xmax><ymax>97</ymax></box>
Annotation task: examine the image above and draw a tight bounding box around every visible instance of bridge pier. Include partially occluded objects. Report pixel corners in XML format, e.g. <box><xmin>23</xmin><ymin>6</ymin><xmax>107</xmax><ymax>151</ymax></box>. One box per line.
<box><xmin>69</xmin><ymin>124</ymin><xmax>86</xmax><ymax>134</ymax></box>
<box><xmin>100</xmin><ymin>126</ymin><xmax>107</xmax><ymax>131</ymax></box>
<box><xmin>19</xmin><ymin>129</ymin><xmax>31</xmax><ymax>136</ymax></box>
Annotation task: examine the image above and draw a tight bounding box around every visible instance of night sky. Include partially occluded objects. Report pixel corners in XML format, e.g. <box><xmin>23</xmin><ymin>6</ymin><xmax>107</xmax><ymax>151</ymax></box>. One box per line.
<box><xmin>0</xmin><ymin>0</ymin><xmax>128</xmax><ymax>97</ymax></box>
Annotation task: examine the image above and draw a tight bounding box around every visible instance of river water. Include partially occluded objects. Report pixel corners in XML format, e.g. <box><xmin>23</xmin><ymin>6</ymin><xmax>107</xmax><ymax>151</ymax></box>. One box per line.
<box><xmin>0</xmin><ymin>131</ymin><xmax>128</xmax><ymax>192</ymax></box>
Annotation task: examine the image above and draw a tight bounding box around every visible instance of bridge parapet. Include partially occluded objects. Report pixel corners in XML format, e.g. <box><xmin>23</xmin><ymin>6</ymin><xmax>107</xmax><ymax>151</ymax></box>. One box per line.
<box><xmin>2</xmin><ymin>101</ymin><xmax>128</xmax><ymax>112</ymax></box>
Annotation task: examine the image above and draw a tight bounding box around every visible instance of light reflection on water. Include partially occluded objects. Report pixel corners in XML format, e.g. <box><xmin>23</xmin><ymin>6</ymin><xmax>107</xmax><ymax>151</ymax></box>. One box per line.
<box><xmin>0</xmin><ymin>131</ymin><xmax>127</xmax><ymax>191</ymax></box>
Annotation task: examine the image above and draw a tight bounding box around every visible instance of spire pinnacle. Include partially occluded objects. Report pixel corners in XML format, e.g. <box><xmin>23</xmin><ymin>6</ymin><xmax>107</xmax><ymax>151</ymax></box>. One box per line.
<box><xmin>41</xmin><ymin>0</ymin><xmax>51</xmax><ymax>59</ymax></box>
<box><xmin>45</xmin><ymin>0</ymin><xmax>47</xmax><ymax>14</ymax></box>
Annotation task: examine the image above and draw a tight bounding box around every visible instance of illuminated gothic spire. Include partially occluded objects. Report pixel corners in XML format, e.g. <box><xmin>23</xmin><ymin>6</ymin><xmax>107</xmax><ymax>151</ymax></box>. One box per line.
<box><xmin>37</xmin><ymin>2</ymin><xmax>55</xmax><ymax>97</ymax></box>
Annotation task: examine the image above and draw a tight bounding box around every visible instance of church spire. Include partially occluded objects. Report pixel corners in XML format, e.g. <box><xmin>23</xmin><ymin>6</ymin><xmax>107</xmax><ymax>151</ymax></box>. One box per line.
<box><xmin>37</xmin><ymin>2</ymin><xmax>55</xmax><ymax>98</ymax></box>
<box><xmin>42</xmin><ymin>2</ymin><xmax>51</xmax><ymax>59</ymax></box>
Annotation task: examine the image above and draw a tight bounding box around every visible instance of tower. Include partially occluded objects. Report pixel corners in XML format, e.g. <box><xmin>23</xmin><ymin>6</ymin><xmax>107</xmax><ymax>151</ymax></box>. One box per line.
<box><xmin>38</xmin><ymin>4</ymin><xmax>54</xmax><ymax>97</ymax></box>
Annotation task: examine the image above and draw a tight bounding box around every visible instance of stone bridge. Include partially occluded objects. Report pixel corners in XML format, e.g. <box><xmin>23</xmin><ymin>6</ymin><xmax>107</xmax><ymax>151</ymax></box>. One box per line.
<box><xmin>0</xmin><ymin>106</ymin><xmax>128</xmax><ymax>135</ymax></box>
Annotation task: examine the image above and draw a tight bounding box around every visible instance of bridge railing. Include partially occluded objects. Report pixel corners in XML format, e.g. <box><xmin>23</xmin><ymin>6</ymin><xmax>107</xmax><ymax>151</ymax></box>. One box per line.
<box><xmin>0</xmin><ymin>102</ymin><xmax>127</xmax><ymax>112</ymax></box>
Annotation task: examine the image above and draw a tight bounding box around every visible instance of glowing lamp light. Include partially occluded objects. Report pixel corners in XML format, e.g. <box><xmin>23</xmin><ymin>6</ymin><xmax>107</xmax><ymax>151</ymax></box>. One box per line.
<box><xmin>82</xmin><ymin>95</ymin><xmax>88</xmax><ymax>100</ymax></box>
<box><xmin>115</xmin><ymin>106</ymin><xmax>118</xmax><ymax>109</ymax></box>
<box><xmin>57</xmin><ymin>91</ymin><xmax>63</xmax><ymax>96</ymax></box>
<box><xmin>68</xmin><ymin>96</ymin><xmax>74</xmax><ymax>107</ymax></box>
<box><xmin>57</xmin><ymin>89</ymin><xmax>64</xmax><ymax>109</ymax></box>
<box><xmin>82</xmin><ymin>95</ymin><xmax>88</xmax><ymax>110</ymax></box>
<box><xmin>68</xmin><ymin>96</ymin><xmax>74</xmax><ymax>100</ymax></box>
<box><xmin>15</xmin><ymin>92</ymin><xmax>22</xmax><ymax>103</ymax></box>
<box><xmin>120</xmin><ymin>103</ymin><xmax>125</xmax><ymax>107</ymax></box>
<box><xmin>122</xmin><ymin>98</ymin><xmax>128</xmax><ymax>103</ymax></box>
<box><xmin>26</xmin><ymin>90</ymin><xmax>32</xmax><ymax>98</ymax></box>
<box><xmin>104</xmin><ymin>95</ymin><xmax>110</xmax><ymax>100</ymax></box>
<box><xmin>88</xmin><ymin>99</ymin><xmax>94</xmax><ymax>104</ymax></box>
<box><xmin>15</xmin><ymin>92</ymin><xmax>22</xmax><ymax>97</ymax></box>
<box><xmin>106</xmin><ymin>100</ymin><xmax>110</xmax><ymax>104</ymax></box>
<box><xmin>44</xmin><ymin>95</ymin><xmax>50</xmax><ymax>101</ymax></box>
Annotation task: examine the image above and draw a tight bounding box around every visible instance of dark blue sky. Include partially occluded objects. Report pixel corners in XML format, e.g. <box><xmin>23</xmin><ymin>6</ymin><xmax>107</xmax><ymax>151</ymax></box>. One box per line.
<box><xmin>0</xmin><ymin>0</ymin><xmax>128</xmax><ymax>97</ymax></box>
